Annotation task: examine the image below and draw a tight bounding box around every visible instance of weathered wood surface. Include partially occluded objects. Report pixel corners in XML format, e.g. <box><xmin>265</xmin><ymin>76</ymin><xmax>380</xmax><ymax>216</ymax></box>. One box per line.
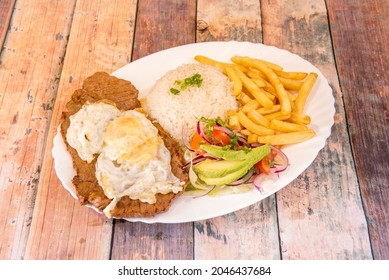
<box><xmin>0</xmin><ymin>0</ymin><xmax>387</xmax><ymax>260</ymax></box>
<box><xmin>194</xmin><ymin>0</ymin><xmax>281</xmax><ymax>260</ymax></box>
<box><xmin>262</xmin><ymin>0</ymin><xmax>372</xmax><ymax>259</ymax></box>
<box><xmin>0</xmin><ymin>0</ymin><xmax>77</xmax><ymax>260</ymax></box>
<box><xmin>326</xmin><ymin>0</ymin><xmax>389</xmax><ymax>260</ymax></box>
<box><xmin>0</xmin><ymin>0</ymin><xmax>15</xmax><ymax>48</ymax></box>
<box><xmin>24</xmin><ymin>0</ymin><xmax>138</xmax><ymax>259</ymax></box>
<box><xmin>110</xmin><ymin>0</ymin><xmax>196</xmax><ymax>260</ymax></box>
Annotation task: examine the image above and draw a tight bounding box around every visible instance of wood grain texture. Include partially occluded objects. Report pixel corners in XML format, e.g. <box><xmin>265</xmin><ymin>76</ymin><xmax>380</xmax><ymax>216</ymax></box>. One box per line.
<box><xmin>24</xmin><ymin>0</ymin><xmax>138</xmax><ymax>259</ymax></box>
<box><xmin>110</xmin><ymin>0</ymin><xmax>196</xmax><ymax>260</ymax></box>
<box><xmin>262</xmin><ymin>0</ymin><xmax>372</xmax><ymax>259</ymax></box>
<box><xmin>194</xmin><ymin>0</ymin><xmax>281</xmax><ymax>260</ymax></box>
<box><xmin>326</xmin><ymin>0</ymin><xmax>389</xmax><ymax>259</ymax></box>
<box><xmin>196</xmin><ymin>0</ymin><xmax>262</xmax><ymax>42</ymax></box>
<box><xmin>0</xmin><ymin>0</ymin><xmax>15</xmax><ymax>48</ymax></box>
<box><xmin>0</xmin><ymin>0</ymin><xmax>76</xmax><ymax>260</ymax></box>
<box><xmin>111</xmin><ymin>221</ymin><xmax>193</xmax><ymax>260</ymax></box>
<box><xmin>131</xmin><ymin>0</ymin><xmax>196</xmax><ymax>61</ymax></box>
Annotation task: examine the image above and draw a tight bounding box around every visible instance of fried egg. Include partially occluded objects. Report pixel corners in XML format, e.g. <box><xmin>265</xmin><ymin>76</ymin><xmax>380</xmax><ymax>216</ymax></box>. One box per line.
<box><xmin>102</xmin><ymin>110</ymin><xmax>161</xmax><ymax>166</ymax></box>
<box><xmin>66</xmin><ymin>102</ymin><xmax>120</xmax><ymax>163</ymax></box>
<box><xmin>67</xmin><ymin>103</ymin><xmax>183</xmax><ymax>218</ymax></box>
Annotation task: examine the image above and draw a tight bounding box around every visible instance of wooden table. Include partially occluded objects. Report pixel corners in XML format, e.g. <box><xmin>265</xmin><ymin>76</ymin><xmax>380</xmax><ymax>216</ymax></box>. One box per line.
<box><xmin>0</xmin><ymin>0</ymin><xmax>387</xmax><ymax>260</ymax></box>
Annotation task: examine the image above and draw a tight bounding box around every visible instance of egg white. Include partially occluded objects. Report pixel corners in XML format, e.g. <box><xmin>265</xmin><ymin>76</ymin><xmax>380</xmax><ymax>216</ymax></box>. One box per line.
<box><xmin>66</xmin><ymin>102</ymin><xmax>120</xmax><ymax>163</ymax></box>
<box><xmin>96</xmin><ymin>142</ymin><xmax>183</xmax><ymax>217</ymax></box>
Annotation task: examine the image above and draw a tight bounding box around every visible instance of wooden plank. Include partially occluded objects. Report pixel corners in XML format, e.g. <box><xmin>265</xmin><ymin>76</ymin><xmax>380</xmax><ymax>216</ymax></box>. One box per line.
<box><xmin>194</xmin><ymin>0</ymin><xmax>281</xmax><ymax>260</ymax></box>
<box><xmin>131</xmin><ymin>0</ymin><xmax>196</xmax><ymax>61</ymax></box>
<box><xmin>196</xmin><ymin>0</ymin><xmax>262</xmax><ymax>42</ymax></box>
<box><xmin>23</xmin><ymin>0</ymin><xmax>138</xmax><ymax>259</ymax></box>
<box><xmin>326</xmin><ymin>0</ymin><xmax>389</xmax><ymax>259</ymax></box>
<box><xmin>0</xmin><ymin>0</ymin><xmax>77</xmax><ymax>260</ymax></box>
<box><xmin>110</xmin><ymin>0</ymin><xmax>196</xmax><ymax>260</ymax></box>
<box><xmin>262</xmin><ymin>0</ymin><xmax>372</xmax><ymax>259</ymax></box>
<box><xmin>112</xmin><ymin>220</ymin><xmax>193</xmax><ymax>259</ymax></box>
<box><xmin>0</xmin><ymin>0</ymin><xmax>15</xmax><ymax>48</ymax></box>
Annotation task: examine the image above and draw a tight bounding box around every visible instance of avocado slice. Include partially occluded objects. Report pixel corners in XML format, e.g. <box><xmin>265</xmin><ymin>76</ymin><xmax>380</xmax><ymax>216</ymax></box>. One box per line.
<box><xmin>200</xmin><ymin>144</ymin><xmax>251</xmax><ymax>160</ymax></box>
<box><xmin>198</xmin><ymin>164</ymin><xmax>252</xmax><ymax>186</ymax></box>
<box><xmin>196</xmin><ymin>144</ymin><xmax>271</xmax><ymax>186</ymax></box>
<box><xmin>194</xmin><ymin>158</ymin><xmax>248</xmax><ymax>178</ymax></box>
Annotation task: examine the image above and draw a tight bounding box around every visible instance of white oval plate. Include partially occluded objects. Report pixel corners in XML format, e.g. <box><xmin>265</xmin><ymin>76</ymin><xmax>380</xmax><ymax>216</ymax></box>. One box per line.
<box><xmin>53</xmin><ymin>41</ymin><xmax>334</xmax><ymax>223</ymax></box>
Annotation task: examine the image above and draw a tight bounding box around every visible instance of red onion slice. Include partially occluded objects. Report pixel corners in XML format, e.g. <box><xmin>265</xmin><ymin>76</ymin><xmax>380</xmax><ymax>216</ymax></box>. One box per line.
<box><xmin>197</xmin><ymin>121</ymin><xmax>211</xmax><ymax>143</ymax></box>
<box><xmin>213</xmin><ymin>125</ymin><xmax>233</xmax><ymax>135</ymax></box>
<box><xmin>253</xmin><ymin>173</ymin><xmax>266</xmax><ymax>193</ymax></box>
<box><xmin>270</xmin><ymin>146</ymin><xmax>289</xmax><ymax>173</ymax></box>
<box><xmin>183</xmin><ymin>153</ymin><xmax>221</xmax><ymax>169</ymax></box>
<box><xmin>249</xmin><ymin>142</ymin><xmax>264</xmax><ymax>148</ymax></box>
<box><xmin>237</xmin><ymin>135</ymin><xmax>249</xmax><ymax>146</ymax></box>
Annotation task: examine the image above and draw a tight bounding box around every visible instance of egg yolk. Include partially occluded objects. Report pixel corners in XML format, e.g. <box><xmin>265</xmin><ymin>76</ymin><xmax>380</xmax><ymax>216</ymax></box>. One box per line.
<box><xmin>103</xmin><ymin>115</ymin><xmax>162</xmax><ymax>166</ymax></box>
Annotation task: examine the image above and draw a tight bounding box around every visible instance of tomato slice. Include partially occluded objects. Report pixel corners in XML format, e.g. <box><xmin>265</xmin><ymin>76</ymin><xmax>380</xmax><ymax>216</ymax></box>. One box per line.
<box><xmin>256</xmin><ymin>147</ymin><xmax>279</xmax><ymax>175</ymax></box>
<box><xmin>211</xmin><ymin>129</ymin><xmax>230</xmax><ymax>146</ymax></box>
<box><xmin>190</xmin><ymin>132</ymin><xmax>206</xmax><ymax>154</ymax></box>
<box><xmin>256</xmin><ymin>154</ymin><xmax>271</xmax><ymax>175</ymax></box>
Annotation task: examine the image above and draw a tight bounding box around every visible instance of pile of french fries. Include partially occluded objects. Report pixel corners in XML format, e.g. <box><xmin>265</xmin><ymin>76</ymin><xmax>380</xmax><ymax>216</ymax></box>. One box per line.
<box><xmin>195</xmin><ymin>55</ymin><xmax>318</xmax><ymax>146</ymax></box>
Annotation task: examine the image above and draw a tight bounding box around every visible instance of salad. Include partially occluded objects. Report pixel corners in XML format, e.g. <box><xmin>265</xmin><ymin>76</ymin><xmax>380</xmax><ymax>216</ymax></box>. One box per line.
<box><xmin>183</xmin><ymin>116</ymin><xmax>289</xmax><ymax>197</ymax></box>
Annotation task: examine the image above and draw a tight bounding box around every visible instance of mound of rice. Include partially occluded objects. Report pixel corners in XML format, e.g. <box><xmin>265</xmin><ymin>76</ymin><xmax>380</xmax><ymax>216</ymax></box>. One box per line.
<box><xmin>140</xmin><ymin>64</ymin><xmax>238</xmax><ymax>144</ymax></box>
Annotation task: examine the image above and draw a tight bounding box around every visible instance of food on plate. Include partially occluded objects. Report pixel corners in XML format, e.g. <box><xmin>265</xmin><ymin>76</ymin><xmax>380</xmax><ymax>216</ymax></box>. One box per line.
<box><xmin>183</xmin><ymin>54</ymin><xmax>319</xmax><ymax>196</ymax></box>
<box><xmin>253</xmin><ymin>130</ymin><xmax>316</xmax><ymax>146</ymax></box>
<box><xmin>139</xmin><ymin>63</ymin><xmax>238</xmax><ymax>145</ymax></box>
<box><xmin>60</xmin><ymin>72</ymin><xmax>188</xmax><ymax>218</ymax></box>
<box><xmin>195</xmin><ymin>54</ymin><xmax>317</xmax><ymax>146</ymax></box>
<box><xmin>58</xmin><ymin>50</ymin><xmax>320</xmax><ymax>214</ymax></box>
<box><xmin>193</xmin><ymin>144</ymin><xmax>270</xmax><ymax>186</ymax></box>
<box><xmin>183</xmin><ymin>116</ymin><xmax>289</xmax><ymax>196</ymax></box>
<box><xmin>294</xmin><ymin>72</ymin><xmax>319</xmax><ymax>114</ymax></box>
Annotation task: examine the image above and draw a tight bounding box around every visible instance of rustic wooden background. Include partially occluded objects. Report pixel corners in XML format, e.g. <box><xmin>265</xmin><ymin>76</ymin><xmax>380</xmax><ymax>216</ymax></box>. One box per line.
<box><xmin>0</xmin><ymin>0</ymin><xmax>387</xmax><ymax>260</ymax></box>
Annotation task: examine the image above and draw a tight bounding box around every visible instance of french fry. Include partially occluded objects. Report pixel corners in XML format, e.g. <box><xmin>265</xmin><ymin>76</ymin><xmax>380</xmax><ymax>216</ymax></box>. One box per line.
<box><xmin>286</xmin><ymin>90</ymin><xmax>297</xmax><ymax>102</ymax></box>
<box><xmin>247</xmin><ymin>109</ymin><xmax>270</xmax><ymax>128</ymax></box>
<box><xmin>228</xmin><ymin>115</ymin><xmax>242</xmax><ymax>130</ymax></box>
<box><xmin>278</xmin><ymin>76</ymin><xmax>304</xmax><ymax>91</ymax></box>
<box><xmin>194</xmin><ymin>55</ymin><xmax>225</xmax><ymax>71</ymax></box>
<box><xmin>232</xmin><ymin>56</ymin><xmax>291</xmax><ymax>115</ymax></box>
<box><xmin>251</xmin><ymin>78</ymin><xmax>266</xmax><ymax>88</ymax></box>
<box><xmin>264</xmin><ymin>111</ymin><xmax>291</xmax><ymax>121</ymax></box>
<box><xmin>252</xmin><ymin>80</ymin><xmax>277</xmax><ymax>101</ymax></box>
<box><xmin>237</xmin><ymin>92</ymin><xmax>253</xmax><ymax>105</ymax></box>
<box><xmin>225</xmin><ymin>66</ymin><xmax>242</xmax><ymax>96</ymax></box>
<box><xmin>269</xmin><ymin>119</ymin><xmax>308</xmax><ymax>133</ymax></box>
<box><xmin>195</xmin><ymin>55</ymin><xmax>249</xmax><ymax>74</ymax></box>
<box><xmin>247</xmin><ymin>58</ymin><xmax>283</xmax><ymax>72</ymax></box>
<box><xmin>227</xmin><ymin>109</ymin><xmax>237</xmax><ymax>116</ymax></box>
<box><xmin>194</xmin><ymin>54</ymin><xmax>318</xmax><ymax>149</ymax></box>
<box><xmin>263</xmin><ymin>81</ymin><xmax>277</xmax><ymax>96</ymax></box>
<box><xmin>273</xmin><ymin>70</ymin><xmax>308</xmax><ymax>80</ymax></box>
<box><xmin>247</xmin><ymin>134</ymin><xmax>258</xmax><ymax>144</ymax></box>
<box><xmin>257</xmin><ymin>104</ymin><xmax>281</xmax><ymax>115</ymax></box>
<box><xmin>242</xmin><ymin>99</ymin><xmax>260</xmax><ymax>113</ymax></box>
<box><xmin>294</xmin><ymin>72</ymin><xmax>318</xmax><ymax>113</ymax></box>
<box><xmin>246</xmin><ymin>68</ymin><xmax>267</xmax><ymax>80</ymax></box>
<box><xmin>288</xmin><ymin>112</ymin><xmax>311</xmax><ymax>125</ymax></box>
<box><xmin>231</xmin><ymin>63</ymin><xmax>249</xmax><ymax>72</ymax></box>
<box><xmin>235</xmin><ymin>67</ymin><xmax>273</xmax><ymax>108</ymax></box>
<box><xmin>256</xmin><ymin>129</ymin><xmax>316</xmax><ymax>145</ymax></box>
<box><xmin>237</xmin><ymin>111</ymin><xmax>274</xmax><ymax>135</ymax></box>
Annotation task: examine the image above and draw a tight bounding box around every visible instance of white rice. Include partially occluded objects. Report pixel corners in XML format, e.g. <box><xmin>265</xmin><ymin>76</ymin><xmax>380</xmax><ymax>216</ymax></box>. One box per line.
<box><xmin>140</xmin><ymin>63</ymin><xmax>238</xmax><ymax>144</ymax></box>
